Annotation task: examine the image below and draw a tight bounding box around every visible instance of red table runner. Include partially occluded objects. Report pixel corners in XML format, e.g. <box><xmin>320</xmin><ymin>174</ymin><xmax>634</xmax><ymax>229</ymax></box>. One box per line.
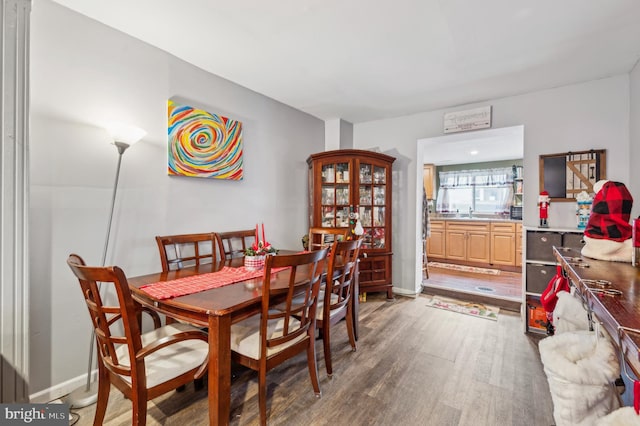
<box><xmin>140</xmin><ymin>266</ymin><xmax>287</xmax><ymax>300</ymax></box>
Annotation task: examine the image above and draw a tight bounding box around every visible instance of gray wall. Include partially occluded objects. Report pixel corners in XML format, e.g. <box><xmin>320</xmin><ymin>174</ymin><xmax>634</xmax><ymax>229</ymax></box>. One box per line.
<box><xmin>354</xmin><ymin>76</ymin><xmax>632</xmax><ymax>294</ymax></box>
<box><xmin>29</xmin><ymin>1</ymin><xmax>324</xmax><ymax>401</ymax></box>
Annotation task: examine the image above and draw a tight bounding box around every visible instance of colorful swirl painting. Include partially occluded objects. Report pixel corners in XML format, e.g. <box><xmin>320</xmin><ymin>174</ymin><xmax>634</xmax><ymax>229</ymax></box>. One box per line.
<box><xmin>167</xmin><ymin>100</ymin><xmax>243</xmax><ymax>180</ymax></box>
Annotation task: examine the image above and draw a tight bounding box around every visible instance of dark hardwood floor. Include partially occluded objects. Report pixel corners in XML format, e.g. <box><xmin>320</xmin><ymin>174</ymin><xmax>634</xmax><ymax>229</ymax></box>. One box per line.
<box><xmin>69</xmin><ymin>292</ymin><xmax>552</xmax><ymax>426</ymax></box>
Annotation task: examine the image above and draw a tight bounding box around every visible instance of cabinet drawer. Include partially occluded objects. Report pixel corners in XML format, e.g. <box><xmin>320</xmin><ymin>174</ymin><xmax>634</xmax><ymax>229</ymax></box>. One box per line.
<box><xmin>526</xmin><ymin>263</ymin><xmax>556</xmax><ymax>294</ymax></box>
<box><xmin>491</xmin><ymin>222</ymin><xmax>516</xmax><ymax>233</ymax></box>
<box><xmin>446</xmin><ymin>221</ymin><xmax>490</xmax><ymax>232</ymax></box>
<box><xmin>526</xmin><ymin>231</ymin><xmax>562</xmax><ymax>262</ymax></box>
<box><xmin>563</xmin><ymin>233</ymin><xmax>585</xmax><ymax>250</ymax></box>
<box><xmin>429</xmin><ymin>220</ymin><xmax>445</xmax><ymax>230</ymax></box>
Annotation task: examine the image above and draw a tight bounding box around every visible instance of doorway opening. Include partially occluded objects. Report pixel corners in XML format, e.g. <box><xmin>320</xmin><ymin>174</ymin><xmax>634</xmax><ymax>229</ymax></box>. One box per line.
<box><xmin>414</xmin><ymin>126</ymin><xmax>524</xmax><ymax>306</ymax></box>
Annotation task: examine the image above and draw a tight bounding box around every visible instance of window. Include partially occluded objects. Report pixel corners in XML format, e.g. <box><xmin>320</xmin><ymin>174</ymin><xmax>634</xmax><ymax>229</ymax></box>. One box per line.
<box><xmin>436</xmin><ymin>167</ymin><xmax>514</xmax><ymax>215</ymax></box>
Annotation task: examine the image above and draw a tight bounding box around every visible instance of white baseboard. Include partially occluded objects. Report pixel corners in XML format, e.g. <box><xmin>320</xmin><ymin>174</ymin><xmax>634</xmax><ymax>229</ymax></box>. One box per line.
<box><xmin>29</xmin><ymin>370</ymin><xmax>96</xmax><ymax>403</ymax></box>
<box><xmin>392</xmin><ymin>287</ymin><xmax>419</xmax><ymax>297</ymax></box>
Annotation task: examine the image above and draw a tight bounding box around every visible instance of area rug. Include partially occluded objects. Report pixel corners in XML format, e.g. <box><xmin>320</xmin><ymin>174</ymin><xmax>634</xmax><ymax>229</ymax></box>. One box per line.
<box><xmin>428</xmin><ymin>261</ymin><xmax>500</xmax><ymax>275</ymax></box>
<box><xmin>425</xmin><ymin>295</ymin><xmax>499</xmax><ymax>321</ymax></box>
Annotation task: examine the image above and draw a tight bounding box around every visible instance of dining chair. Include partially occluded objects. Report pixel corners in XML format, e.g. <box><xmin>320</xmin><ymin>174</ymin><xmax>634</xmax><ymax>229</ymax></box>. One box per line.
<box><xmin>66</xmin><ymin>254</ymin><xmax>209</xmax><ymax>426</ymax></box>
<box><xmin>217</xmin><ymin>229</ymin><xmax>256</xmax><ymax>259</ymax></box>
<box><xmin>229</xmin><ymin>249</ymin><xmax>329</xmax><ymax>425</ymax></box>
<box><xmin>307</xmin><ymin>227</ymin><xmax>348</xmax><ymax>251</ymax></box>
<box><xmin>155</xmin><ymin>232</ymin><xmax>220</xmax><ymax>272</ymax></box>
<box><xmin>317</xmin><ymin>238</ymin><xmax>362</xmax><ymax>376</ymax></box>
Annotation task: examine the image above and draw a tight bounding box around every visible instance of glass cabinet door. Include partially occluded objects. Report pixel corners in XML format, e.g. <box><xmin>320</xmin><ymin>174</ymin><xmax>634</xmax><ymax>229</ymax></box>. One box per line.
<box><xmin>358</xmin><ymin>162</ymin><xmax>387</xmax><ymax>250</ymax></box>
<box><xmin>320</xmin><ymin>162</ymin><xmax>350</xmax><ymax>228</ymax></box>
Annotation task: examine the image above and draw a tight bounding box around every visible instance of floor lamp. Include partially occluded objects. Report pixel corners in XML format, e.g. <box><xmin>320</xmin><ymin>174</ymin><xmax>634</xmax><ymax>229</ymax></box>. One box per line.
<box><xmin>63</xmin><ymin>124</ymin><xmax>146</xmax><ymax>408</ymax></box>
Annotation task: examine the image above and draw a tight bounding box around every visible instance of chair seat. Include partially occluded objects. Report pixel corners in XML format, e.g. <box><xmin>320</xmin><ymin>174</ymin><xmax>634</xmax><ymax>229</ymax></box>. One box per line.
<box><xmin>315</xmin><ymin>292</ymin><xmax>342</xmax><ymax>321</ymax></box>
<box><xmin>115</xmin><ymin>323</ymin><xmax>208</xmax><ymax>388</ymax></box>
<box><xmin>230</xmin><ymin>316</ymin><xmax>306</xmax><ymax>360</ymax></box>
<box><xmin>275</xmin><ymin>291</ymin><xmax>341</xmax><ymax>321</ymax></box>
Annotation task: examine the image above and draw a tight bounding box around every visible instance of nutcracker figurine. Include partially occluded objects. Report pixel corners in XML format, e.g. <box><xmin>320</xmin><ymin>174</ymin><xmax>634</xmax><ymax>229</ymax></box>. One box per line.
<box><xmin>539</xmin><ymin>190</ymin><xmax>550</xmax><ymax>228</ymax></box>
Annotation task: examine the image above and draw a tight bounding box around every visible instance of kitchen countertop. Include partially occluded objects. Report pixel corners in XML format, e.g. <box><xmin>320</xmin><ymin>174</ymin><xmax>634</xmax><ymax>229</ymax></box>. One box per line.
<box><xmin>431</xmin><ymin>216</ymin><xmax>521</xmax><ymax>223</ymax></box>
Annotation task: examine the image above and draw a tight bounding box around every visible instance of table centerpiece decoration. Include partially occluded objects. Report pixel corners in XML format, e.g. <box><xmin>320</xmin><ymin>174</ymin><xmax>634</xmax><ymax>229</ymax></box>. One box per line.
<box><xmin>244</xmin><ymin>224</ymin><xmax>277</xmax><ymax>270</ymax></box>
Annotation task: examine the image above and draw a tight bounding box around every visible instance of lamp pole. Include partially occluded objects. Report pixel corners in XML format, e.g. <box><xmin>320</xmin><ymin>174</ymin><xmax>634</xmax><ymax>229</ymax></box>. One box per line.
<box><xmin>63</xmin><ymin>132</ymin><xmax>141</xmax><ymax>408</ymax></box>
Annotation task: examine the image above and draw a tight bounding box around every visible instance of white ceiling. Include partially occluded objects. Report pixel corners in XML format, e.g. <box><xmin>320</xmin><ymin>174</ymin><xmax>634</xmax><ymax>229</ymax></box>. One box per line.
<box><xmin>51</xmin><ymin>0</ymin><xmax>640</xmax><ymax>124</ymax></box>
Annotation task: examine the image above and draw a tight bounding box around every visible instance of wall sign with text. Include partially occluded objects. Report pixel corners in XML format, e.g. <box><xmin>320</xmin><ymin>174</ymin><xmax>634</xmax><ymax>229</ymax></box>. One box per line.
<box><xmin>443</xmin><ymin>106</ymin><xmax>492</xmax><ymax>134</ymax></box>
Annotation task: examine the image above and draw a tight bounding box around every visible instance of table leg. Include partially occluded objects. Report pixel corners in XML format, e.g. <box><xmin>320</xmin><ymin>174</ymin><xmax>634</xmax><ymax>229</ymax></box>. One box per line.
<box><xmin>209</xmin><ymin>314</ymin><xmax>231</xmax><ymax>426</ymax></box>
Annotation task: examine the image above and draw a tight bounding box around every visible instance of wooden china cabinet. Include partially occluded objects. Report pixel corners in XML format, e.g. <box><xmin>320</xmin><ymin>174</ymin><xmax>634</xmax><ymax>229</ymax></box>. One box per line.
<box><xmin>307</xmin><ymin>149</ymin><xmax>396</xmax><ymax>299</ymax></box>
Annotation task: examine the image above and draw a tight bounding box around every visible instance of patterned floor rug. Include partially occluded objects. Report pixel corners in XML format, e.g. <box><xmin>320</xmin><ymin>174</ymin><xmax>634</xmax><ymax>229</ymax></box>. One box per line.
<box><xmin>428</xmin><ymin>261</ymin><xmax>500</xmax><ymax>275</ymax></box>
<box><xmin>425</xmin><ymin>295</ymin><xmax>499</xmax><ymax>321</ymax></box>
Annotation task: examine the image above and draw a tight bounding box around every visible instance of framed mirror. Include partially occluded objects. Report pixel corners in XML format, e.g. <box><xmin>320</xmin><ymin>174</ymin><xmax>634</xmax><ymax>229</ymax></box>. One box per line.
<box><xmin>539</xmin><ymin>149</ymin><xmax>606</xmax><ymax>201</ymax></box>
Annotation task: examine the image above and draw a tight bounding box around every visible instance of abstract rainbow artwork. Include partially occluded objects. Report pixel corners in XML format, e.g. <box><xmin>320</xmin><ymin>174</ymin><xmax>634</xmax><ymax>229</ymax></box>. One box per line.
<box><xmin>167</xmin><ymin>100</ymin><xmax>243</xmax><ymax>180</ymax></box>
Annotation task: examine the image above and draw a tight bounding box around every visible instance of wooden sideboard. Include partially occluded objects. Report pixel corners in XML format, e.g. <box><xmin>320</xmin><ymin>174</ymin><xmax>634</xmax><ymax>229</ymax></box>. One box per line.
<box><xmin>554</xmin><ymin>247</ymin><xmax>640</xmax><ymax>377</ymax></box>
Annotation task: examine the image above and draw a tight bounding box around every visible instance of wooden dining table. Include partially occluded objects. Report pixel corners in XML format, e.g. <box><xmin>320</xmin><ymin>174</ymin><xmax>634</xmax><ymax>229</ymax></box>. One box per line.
<box><xmin>127</xmin><ymin>253</ymin><xmax>358</xmax><ymax>426</ymax></box>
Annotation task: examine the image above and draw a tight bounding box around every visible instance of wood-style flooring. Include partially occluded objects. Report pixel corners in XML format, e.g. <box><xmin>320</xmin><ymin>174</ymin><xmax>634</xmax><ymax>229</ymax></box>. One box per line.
<box><xmin>423</xmin><ymin>266</ymin><xmax>522</xmax><ymax>311</ymax></box>
<box><xmin>69</xmin><ymin>293</ymin><xmax>553</xmax><ymax>426</ymax></box>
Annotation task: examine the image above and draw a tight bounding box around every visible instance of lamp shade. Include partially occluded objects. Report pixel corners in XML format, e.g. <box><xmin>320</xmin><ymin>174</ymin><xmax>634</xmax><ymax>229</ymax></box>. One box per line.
<box><xmin>106</xmin><ymin>123</ymin><xmax>146</xmax><ymax>145</ymax></box>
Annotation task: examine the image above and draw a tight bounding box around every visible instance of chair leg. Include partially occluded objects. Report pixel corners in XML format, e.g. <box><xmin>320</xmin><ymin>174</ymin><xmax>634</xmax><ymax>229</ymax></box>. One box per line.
<box><xmin>258</xmin><ymin>368</ymin><xmax>267</xmax><ymax>426</ymax></box>
<box><xmin>345</xmin><ymin>305</ymin><xmax>357</xmax><ymax>352</ymax></box>
<box><xmin>93</xmin><ymin>365</ymin><xmax>110</xmax><ymax>426</ymax></box>
<box><xmin>322</xmin><ymin>322</ymin><xmax>333</xmax><ymax>376</ymax></box>
<box><xmin>306</xmin><ymin>337</ymin><xmax>321</xmax><ymax>397</ymax></box>
<box><xmin>131</xmin><ymin>385</ymin><xmax>148</xmax><ymax>426</ymax></box>
<box><xmin>194</xmin><ymin>377</ymin><xmax>205</xmax><ymax>390</ymax></box>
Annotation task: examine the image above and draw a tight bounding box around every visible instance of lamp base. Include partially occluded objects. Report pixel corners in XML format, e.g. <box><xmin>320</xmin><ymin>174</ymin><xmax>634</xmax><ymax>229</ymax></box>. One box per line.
<box><xmin>61</xmin><ymin>381</ymin><xmax>98</xmax><ymax>408</ymax></box>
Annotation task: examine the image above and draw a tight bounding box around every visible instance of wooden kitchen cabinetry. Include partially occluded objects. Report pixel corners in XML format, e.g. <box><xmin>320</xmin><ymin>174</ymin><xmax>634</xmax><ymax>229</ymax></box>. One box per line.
<box><xmin>426</xmin><ymin>220</ymin><xmax>446</xmax><ymax>258</ymax></box>
<box><xmin>516</xmin><ymin>223</ymin><xmax>523</xmax><ymax>267</ymax></box>
<box><xmin>423</xmin><ymin>164</ymin><xmax>435</xmax><ymax>200</ymax></box>
<box><xmin>490</xmin><ymin>222</ymin><xmax>516</xmax><ymax>266</ymax></box>
<box><xmin>445</xmin><ymin>221</ymin><xmax>490</xmax><ymax>264</ymax></box>
<box><xmin>307</xmin><ymin>149</ymin><xmax>396</xmax><ymax>299</ymax></box>
<box><xmin>426</xmin><ymin>219</ymin><xmax>522</xmax><ymax>271</ymax></box>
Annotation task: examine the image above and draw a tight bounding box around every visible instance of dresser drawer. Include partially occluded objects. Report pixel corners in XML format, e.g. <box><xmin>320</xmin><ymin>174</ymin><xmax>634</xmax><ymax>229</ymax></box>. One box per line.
<box><xmin>526</xmin><ymin>263</ymin><xmax>556</xmax><ymax>294</ymax></box>
<box><xmin>526</xmin><ymin>231</ymin><xmax>562</xmax><ymax>262</ymax></box>
<box><xmin>562</xmin><ymin>233</ymin><xmax>585</xmax><ymax>250</ymax></box>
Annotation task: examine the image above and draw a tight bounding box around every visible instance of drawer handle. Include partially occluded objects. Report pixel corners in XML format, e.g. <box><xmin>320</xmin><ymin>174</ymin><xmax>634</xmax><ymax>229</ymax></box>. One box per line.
<box><xmin>541</xmin><ymin>237</ymin><xmax>548</xmax><ymax>242</ymax></box>
<box><xmin>541</xmin><ymin>270</ymin><xmax>547</xmax><ymax>275</ymax></box>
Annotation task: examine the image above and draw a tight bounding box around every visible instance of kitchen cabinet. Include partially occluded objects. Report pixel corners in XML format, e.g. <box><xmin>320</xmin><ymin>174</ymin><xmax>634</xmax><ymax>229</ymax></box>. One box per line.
<box><xmin>490</xmin><ymin>222</ymin><xmax>516</xmax><ymax>266</ymax></box>
<box><xmin>426</xmin><ymin>219</ymin><xmax>522</xmax><ymax>271</ymax></box>
<box><xmin>426</xmin><ymin>220</ymin><xmax>446</xmax><ymax>258</ymax></box>
<box><xmin>307</xmin><ymin>149</ymin><xmax>396</xmax><ymax>299</ymax></box>
<box><xmin>445</xmin><ymin>221</ymin><xmax>490</xmax><ymax>264</ymax></box>
<box><xmin>423</xmin><ymin>164</ymin><xmax>435</xmax><ymax>200</ymax></box>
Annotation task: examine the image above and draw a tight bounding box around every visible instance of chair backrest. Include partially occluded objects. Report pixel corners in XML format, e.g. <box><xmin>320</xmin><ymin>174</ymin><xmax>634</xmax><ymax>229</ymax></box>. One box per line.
<box><xmin>155</xmin><ymin>232</ymin><xmax>219</xmax><ymax>272</ymax></box>
<box><xmin>260</xmin><ymin>249</ymin><xmax>329</xmax><ymax>357</ymax></box>
<box><xmin>218</xmin><ymin>229</ymin><xmax>255</xmax><ymax>259</ymax></box>
<box><xmin>308</xmin><ymin>227</ymin><xmax>348</xmax><ymax>251</ymax></box>
<box><xmin>67</xmin><ymin>254</ymin><xmax>144</xmax><ymax>381</ymax></box>
<box><xmin>325</xmin><ymin>239</ymin><xmax>362</xmax><ymax>315</ymax></box>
